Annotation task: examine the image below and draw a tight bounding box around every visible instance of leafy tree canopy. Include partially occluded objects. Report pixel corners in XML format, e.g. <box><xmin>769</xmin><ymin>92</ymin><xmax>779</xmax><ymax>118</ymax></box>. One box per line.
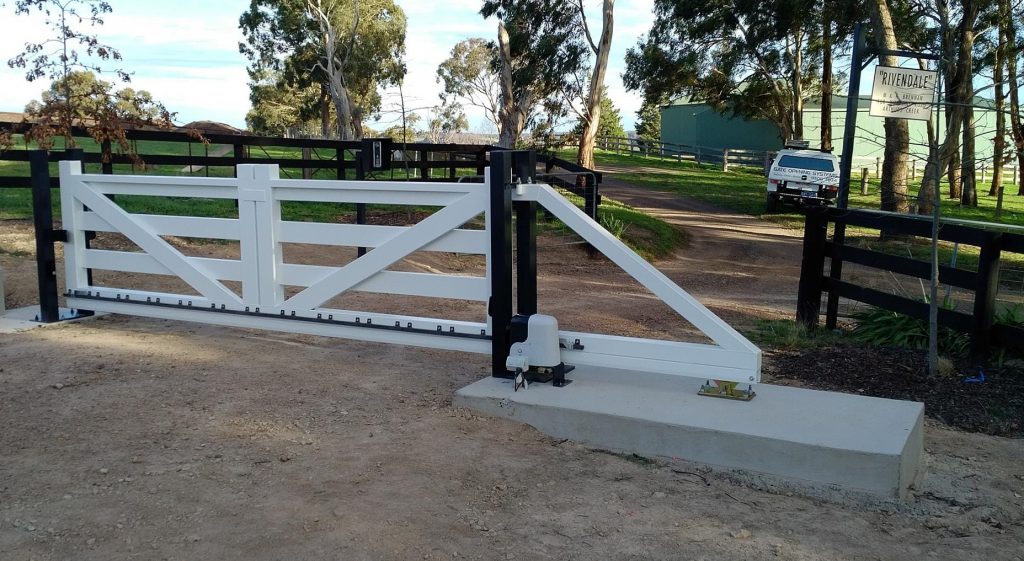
<box><xmin>239</xmin><ymin>0</ymin><xmax>407</xmax><ymax>137</ymax></box>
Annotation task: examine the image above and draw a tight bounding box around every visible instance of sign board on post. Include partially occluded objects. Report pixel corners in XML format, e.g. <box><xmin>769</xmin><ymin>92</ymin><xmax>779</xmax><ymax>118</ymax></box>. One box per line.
<box><xmin>869</xmin><ymin>66</ymin><xmax>937</xmax><ymax>121</ymax></box>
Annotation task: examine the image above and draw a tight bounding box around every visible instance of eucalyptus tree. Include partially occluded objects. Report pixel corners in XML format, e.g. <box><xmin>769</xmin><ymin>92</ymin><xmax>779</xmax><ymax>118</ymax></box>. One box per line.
<box><xmin>240</xmin><ymin>0</ymin><xmax>407</xmax><ymax>140</ymax></box>
<box><xmin>436</xmin><ymin>38</ymin><xmax>502</xmax><ymax>134</ymax></box>
<box><xmin>480</xmin><ymin>0</ymin><xmax>589</xmax><ymax>148</ymax></box>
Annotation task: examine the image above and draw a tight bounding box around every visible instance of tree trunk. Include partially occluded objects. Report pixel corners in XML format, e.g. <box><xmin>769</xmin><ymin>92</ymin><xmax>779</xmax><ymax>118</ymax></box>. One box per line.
<box><xmin>958</xmin><ymin>12</ymin><xmax>974</xmax><ymax>206</ymax></box>
<box><xmin>1005</xmin><ymin>8</ymin><xmax>1024</xmax><ymax>194</ymax></box>
<box><xmin>917</xmin><ymin>113</ymin><xmax>938</xmax><ymax>214</ymax></box>
<box><xmin>961</xmin><ymin>108</ymin><xmax>977</xmax><ymax>206</ymax></box>
<box><xmin>328</xmin><ymin>77</ymin><xmax>355</xmax><ymax>140</ymax></box>
<box><xmin>496</xmin><ymin>22</ymin><xmax>521</xmax><ymax>149</ymax></box>
<box><xmin>942</xmin><ymin>14</ymin><xmax>962</xmax><ymax>200</ymax></box>
<box><xmin>820</xmin><ymin>16</ymin><xmax>833</xmax><ymax>151</ymax></box>
<box><xmin>869</xmin><ymin>0</ymin><xmax>910</xmax><ymax>213</ymax></box>
<box><xmin>576</xmin><ymin>0</ymin><xmax>615</xmax><ymax>170</ymax></box>
<box><xmin>915</xmin><ymin>57</ymin><xmax>938</xmax><ymax>215</ymax></box>
<box><xmin>948</xmin><ymin>150</ymin><xmax>962</xmax><ymax>198</ymax></box>
<box><xmin>990</xmin><ymin>14</ymin><xmax>1005</xmax><ymax>198</ymax></box>
<box><xmin>320</xmin><ymin>83</ymin><xmax>331</xmax><ymax>138</ymax></box>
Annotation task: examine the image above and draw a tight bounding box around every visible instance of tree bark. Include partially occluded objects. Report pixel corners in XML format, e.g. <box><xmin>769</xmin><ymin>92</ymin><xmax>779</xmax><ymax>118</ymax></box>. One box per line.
<box><xmin>496</xmin><ymin>22</ymin><xmax>527</xmax><ymax>148</ymax></box>
<box><xmin>320</xmin><ymin>83</ymin><xmax>331</xmax><ymax>137</ymax></box>
<box><xmin>921</xmin><ymin>1</ymin><xmax>972</xmax><ymax>211</ymax></box>
<box><xmin>1005</xmin><ymin>8</ymin><xmax>1024</xmax><ymax>194</ymax></box>
<box><xmin>959</xmin><ymin>8</ymin><xmax>978</xmax><ymax>207</ymax></box>
<box><xmin>868</xmin><ymin>0</ymin><xmax>910</xmax><ymax>213</ymax></box>
<box><xmin>990</xmin><ymin>12</ymin><xmax>1005</xmax><ymax>199</ymax></box>
<box><xmin>820</xmin><ymin>16</ymin><xmax>833</xmax><ymax>151</ymax></box>
<box><xmin>307</xmin><ymin>0</ymin><xmax>359</xmax><ymax>141</ymax></box>
<box><xmin>941</xmin><ymin>11</ymin><xmax>962</xmax><ymax>199</ymax></box>
<box><xmin>916</xmin><ymin>58</ymin><xmax>938</xmax><ymax>215</ymax></box>
<box><xmin>576</xmin><ymin>0</ymin><xmax>614</xmax><ymax>170</ymax></box>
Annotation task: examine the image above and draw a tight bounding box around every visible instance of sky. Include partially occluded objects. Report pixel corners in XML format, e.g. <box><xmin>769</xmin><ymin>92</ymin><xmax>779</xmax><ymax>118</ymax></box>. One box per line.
<box><xmin>0</xmin><ymin>0</ymin><xmax>657</xmax><ymax>133</ymax></box>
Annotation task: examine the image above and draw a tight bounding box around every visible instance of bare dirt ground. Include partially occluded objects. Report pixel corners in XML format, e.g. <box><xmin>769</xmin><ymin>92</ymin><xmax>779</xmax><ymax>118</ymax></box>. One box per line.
<box><xmin>598</xmin><ymin>177</ymin><xmax>805</xmax><ymax>319</ymax></box>
<box><xmin>2</xmin><ymin>186</ymin><xmax>1023</xmax><ymax>560</ymax></box>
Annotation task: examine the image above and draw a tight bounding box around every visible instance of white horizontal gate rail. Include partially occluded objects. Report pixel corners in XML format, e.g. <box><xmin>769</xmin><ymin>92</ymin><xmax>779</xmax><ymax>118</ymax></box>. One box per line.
<box><xmin>58</xmin><ymin>159</ymin><xmax>760</xmax><ymax>384</ymax></box>
<box><xmin>60</xmin><ymin>161</ymin><xmax>491</xmax><ymax>354</ymax></box>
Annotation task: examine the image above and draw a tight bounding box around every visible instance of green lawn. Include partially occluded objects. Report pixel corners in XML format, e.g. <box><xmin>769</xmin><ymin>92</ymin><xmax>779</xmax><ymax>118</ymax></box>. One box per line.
<box><xmin>565</xmin><ymin>148</ymin><xmax>1024</xmax><ymax>229</ymax></box>
<box><xmin>554</xmin><ymin>148</ymin><xmax>1024</xmax><ymax>280</ymax></box>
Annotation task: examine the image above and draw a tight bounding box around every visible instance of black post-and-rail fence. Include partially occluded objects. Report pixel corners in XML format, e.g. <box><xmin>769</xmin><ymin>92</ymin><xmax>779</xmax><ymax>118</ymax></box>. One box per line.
<box><xmin>796</xmin><ymin>207</ymin><xmax>1024</xmax><ymax>356</ymax></box>
<box><xmin>2</xmin><ymin>125</ymin><xmax>602</xmax><ymax>324</ymax></box>
<box><xmin>0</xmin><ymin>123</ymin><xmax>601</xmax><ymax>215</ymax></box>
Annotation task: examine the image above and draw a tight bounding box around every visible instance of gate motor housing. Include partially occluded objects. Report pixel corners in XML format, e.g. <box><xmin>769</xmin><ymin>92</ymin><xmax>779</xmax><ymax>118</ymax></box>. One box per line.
<box><xmin>505</xmin><ymin>314</ymin><xmax>573</xmax><ymax>387</ymax></box>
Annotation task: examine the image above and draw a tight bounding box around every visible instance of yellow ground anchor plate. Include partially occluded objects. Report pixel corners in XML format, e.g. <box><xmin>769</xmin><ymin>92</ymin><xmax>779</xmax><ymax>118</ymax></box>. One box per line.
<box><xmin>698</xmin><ymin>380</ymin><xmax>756</xmax><ymax>401</ymax></box>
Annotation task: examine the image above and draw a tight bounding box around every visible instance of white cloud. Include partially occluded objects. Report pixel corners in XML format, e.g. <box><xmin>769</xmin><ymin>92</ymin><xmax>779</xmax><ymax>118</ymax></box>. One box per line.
<box><xmin>0</xmin><ymin>0</ymin><xmax>657</xmax><ymax>131</ymax></box>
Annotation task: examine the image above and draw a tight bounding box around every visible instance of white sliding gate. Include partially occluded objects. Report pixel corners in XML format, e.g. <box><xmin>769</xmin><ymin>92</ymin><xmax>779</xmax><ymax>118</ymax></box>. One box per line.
<box><xmin>59</xmin><ymin>160</ymin><xmax>760</xmax><ymax>383</ymax></box>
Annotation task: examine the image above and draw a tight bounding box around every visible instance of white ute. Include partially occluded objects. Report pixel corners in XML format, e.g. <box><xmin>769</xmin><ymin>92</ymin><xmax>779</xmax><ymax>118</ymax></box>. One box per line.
<box><xmin>765</xmin><ymin>146</ymin><xmax>840</xmax><ymax>212</ymax></box>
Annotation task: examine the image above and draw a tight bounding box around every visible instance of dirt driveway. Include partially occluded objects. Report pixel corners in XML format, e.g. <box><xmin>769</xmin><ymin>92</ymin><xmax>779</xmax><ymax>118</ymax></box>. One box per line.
<box><xmin>598</xmin><ymin>176</ymin><xmax>804</xmax><ymax>319</ymax></box>
<box><xmin>1</xmin><ymin>182</ymin><xmax>1023</xmax><ymax>560</ymax></box>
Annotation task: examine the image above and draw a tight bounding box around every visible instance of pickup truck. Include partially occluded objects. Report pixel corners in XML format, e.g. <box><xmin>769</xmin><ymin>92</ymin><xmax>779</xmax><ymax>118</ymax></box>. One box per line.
<box><xmin>765</xmin><ymin>149</ymin><xmax>841</xmax><ymax>212</ymax></box>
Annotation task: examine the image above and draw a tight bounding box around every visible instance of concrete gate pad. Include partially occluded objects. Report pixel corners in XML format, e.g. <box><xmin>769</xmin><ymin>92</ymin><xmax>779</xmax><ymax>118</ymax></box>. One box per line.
<box><xmin>455</xmin><ymin>365</ymin><xmax>924</xmax><ymax>498</ymax></box>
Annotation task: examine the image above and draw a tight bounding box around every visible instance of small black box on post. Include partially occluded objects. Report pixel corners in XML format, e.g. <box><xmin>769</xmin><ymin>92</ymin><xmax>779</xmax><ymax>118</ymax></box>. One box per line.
<box><xmin>360</xmin><ymin>138</ymin><xmax>393</xmax><ymax>171</ymax></box>
<box><xmin>511</xmin><ymin>150</ymin><xmax>536</xmax><ymax>184</ymax></box>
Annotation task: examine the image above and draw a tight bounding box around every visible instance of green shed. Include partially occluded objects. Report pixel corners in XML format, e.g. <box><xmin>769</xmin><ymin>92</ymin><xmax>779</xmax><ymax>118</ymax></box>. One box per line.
<box><xmin>661</xmin><ymin>95</ymin><xmax>1001</xmax><ymax>169</ymax></box>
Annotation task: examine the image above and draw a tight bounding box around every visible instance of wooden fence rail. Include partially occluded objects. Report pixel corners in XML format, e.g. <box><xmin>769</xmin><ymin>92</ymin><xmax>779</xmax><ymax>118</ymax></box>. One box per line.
<box><xmin>796</xmin><ymin>207</ymin><xmax>1024</xmax><ymax>355</ymax></box>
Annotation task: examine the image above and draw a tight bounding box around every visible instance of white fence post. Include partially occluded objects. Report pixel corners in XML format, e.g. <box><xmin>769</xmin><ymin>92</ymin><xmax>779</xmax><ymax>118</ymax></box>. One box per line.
<box><xmin>722</xmin><ymin>149</ymin><xmax>730</xmax><ymax>172</ymax></box>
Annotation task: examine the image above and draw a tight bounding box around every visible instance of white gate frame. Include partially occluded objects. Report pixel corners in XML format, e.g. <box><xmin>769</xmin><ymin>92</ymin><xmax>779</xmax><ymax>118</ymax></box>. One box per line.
<box><xmin>58</xmin><ymin>156</ymin><xmax>761</xmax><ymax>384</ymax></box>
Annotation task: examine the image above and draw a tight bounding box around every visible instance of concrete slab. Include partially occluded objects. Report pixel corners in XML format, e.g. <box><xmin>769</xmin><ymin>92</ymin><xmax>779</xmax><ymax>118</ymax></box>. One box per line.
<box><xmin>0</xmin><ymin>306</ymin><xmax>105</xmax><ymax>334</ymax></box>
<box><xmin>455</xmin><ymin>365</ymin><xmax>924</xmax><ymax>499</ymax></box>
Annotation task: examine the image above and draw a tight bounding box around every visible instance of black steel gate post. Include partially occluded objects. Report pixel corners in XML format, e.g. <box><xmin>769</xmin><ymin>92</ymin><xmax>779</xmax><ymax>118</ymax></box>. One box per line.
<box><xmin>30</xmin><ymin>150</ymin><xmax>61</xmax><ymax>323</ymax></box>
<box><xmin>584</xmin><ymin>174</ymin><xmax>597</xmax><ymax>220</ymax></box>
<box><xmin>825</xmin><ymin>22</ymin><xmax>866</xmax><ymax>330</ymax></box>
<box><xmin>796</xmin><ymin>207</ymin><xmax>830</xmax><ymax>328</ymax></box>
<box><xmin>972</xmin><ymin>232</ymin><xmax>1002</xmax><ymax>355</ymax></box>
<box><xmin>101</xmin><ymin>139</ymin><xmax>113</xmax><ymax>175</ymax></box>
<box><xmin>512</xmin><ymin>150</ymin><xmax>538</xmax><ymax>316</ymax></box>
<box><xmin>489</xmin><ymin>151</ymin><xmax>514</xmax><ymax>378</ymax></box>
<box><xmin>233</xmin><ymin>143</ymin><xmax>244</xmax><ymax>177</ymax></box>
<box><xmin>355</xmin><ymin>155</ymin><xmax>368</xmax><ymax>257</ymax></box>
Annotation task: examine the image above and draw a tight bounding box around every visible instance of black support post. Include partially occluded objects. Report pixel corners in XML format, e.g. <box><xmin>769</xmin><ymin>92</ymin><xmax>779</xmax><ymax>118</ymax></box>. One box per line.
<box><xmin>512</xmin><ymin>151</ymin><xmax>538</xmax><ymax>316</ymax></box>
<box><xmin>355</xmin><ymin>155</ymin><xmax>367</xmax><ymax>257</ymax></box>
<box><xmin>584</xmin><ymin>174</ymin><xmax>597</xmax><ymax>220</ymax></box>
<box><xmin>489</xmin><ymin>151</ymin><xmax>514</xmax><ymax>378</ymax></box>
<box><xmin>30</xmin><ymin>150</ymin><xmax>61</xmax><ymax>323</ymax></box>
<box><xmin>233</xmin><ymin>143</ymin><xmax>244</xmax><ymax>177</ymax></box>
<box><xmin>796</xmin><ymin>207</ymin><xmax>829</xmax><ymax>328</ymax></box>
<box><xmin>825</xmin><ymin>22</ymin><xmax>866</xmax><ymax>330</ymax></box>
<box><xmin>972</xmin><ymin>232</ymin><xmax>1002</xmax><ymax>355</ymax></box>
<box><xmin>101</xmin><ymin>140</ymin><xmax>113</xmax><ymax>175</ymax></box>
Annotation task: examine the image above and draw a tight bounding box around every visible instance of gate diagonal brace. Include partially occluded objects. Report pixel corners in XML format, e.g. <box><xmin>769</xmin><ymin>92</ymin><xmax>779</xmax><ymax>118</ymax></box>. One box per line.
<box><xmin>282</xmin><ymin>190</ymin><xmax>486</xmax><ymax>311</ymax></box>
<box><xmin>69</xmin><ymin>177</ymin><xmax>242</xmax><ymax>305</ymax></box>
